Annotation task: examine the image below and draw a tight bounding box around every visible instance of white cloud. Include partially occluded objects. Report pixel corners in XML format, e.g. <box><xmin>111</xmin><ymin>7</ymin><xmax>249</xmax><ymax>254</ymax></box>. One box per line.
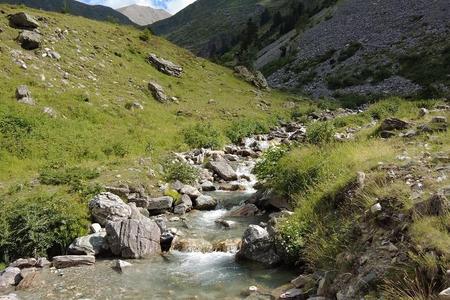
<box><xmin>79</xmin><ymin>0</ymin><xmax>196</xmax><ymax>14</ymax></box>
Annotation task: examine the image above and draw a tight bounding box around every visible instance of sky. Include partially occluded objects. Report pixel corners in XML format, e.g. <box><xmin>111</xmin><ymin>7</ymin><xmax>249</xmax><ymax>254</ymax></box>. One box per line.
<box><xmin>79</xmin><ymin>0</ymin><xmax>196</xmax><ymax>14</ymax></box>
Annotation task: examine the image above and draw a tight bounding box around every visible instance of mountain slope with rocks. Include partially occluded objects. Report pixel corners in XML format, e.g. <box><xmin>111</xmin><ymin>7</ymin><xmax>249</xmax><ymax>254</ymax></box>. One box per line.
<box><xmin>0</xmin><ymin>0</ymin><xmax>135</xmax><ymax>25</ymax></box>
<box><xmin>116</xmin><ymin>4</ymin><xmax>170</xmax><ymax>26</ymax></box>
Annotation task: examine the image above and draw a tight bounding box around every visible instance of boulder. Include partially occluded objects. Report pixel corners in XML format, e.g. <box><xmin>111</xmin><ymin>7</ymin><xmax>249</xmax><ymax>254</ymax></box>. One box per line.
<box><xmin>52</xmin><ymin>255</ymin><xmax>95</xmax><ymax>269</ymax></box>
<box><xmin>15</xmin><ymin>85</ymin><xmax>34</xmax><ymax>105</ymax></box>
<box><xmin>146</xmin><ymin>196</ymin><xmax>174</xmax><ymax>211</ymax></box>
<box><xmin>16</xmin><ymin>270</ymin><xmax>40</xmax><ymax>290</ymax></box>
<box><xmin>10</xmin><ymin>258</ymin><xmax>36</xmax><ymax>269</ymax></box>
<box><xmin>234</xmin><ymin>66</ymin><xmax>269</xmax><ymax>90</ymax></box>
<box><xmin>174</xmin><ymin>194</ymin><xmax>193</xmax><ymax>215</ymax></box>
<box><xmin>114</xmin><ymin>259</ymin><xmax>132</xmax><ymax>272</ymax></box>
<box><xmin>68</xmin><ymin>232</ymin><xmax>108</xmax><ymax>256</ymax></box>
<box><xmin>148</xmin><ymin>81</ymin><xmax>168</xmax><ymax>103</ymax></box>
<box><xmin>215</xmin><ymin>219</ymin><xmax>237</xmax><ymax>229</ymax></box>
<box><xmin>193</xmin><ymin>194</ymin><xmax>217</xmax><ymax>210</ymax></box>
<box><xmin>380</xmin><ymin>118</ymin><xmax>410</xmax><ymax>131</ymax></box>
<box><xmin>227</xmin><ymin>204</ymin><xmax>258</xmax><ymax>217</ymax></box>
<box><xmin>207</xmin><ymin>159</ymin><xmax>237</xmax><ymax>181</ymax></box>
<box><xmin>9</xmin><ymin>12</ymin><xmax>39</xmax><ymax>29</ymax></box>
<box><xmin>279</xmin><ymin>288</ymin><xmax>304</xmax><ymax>299</ymax></box>
<box><xmin>106</xmin><ymin>218</ymin><xmax>161</xmax><ymax>259</ymax></box>
<box><xmin>201</xmin><ymin>181</ymin><xmax>216</xmax><ymax>192</ymax></box>
<box><xmin>89</xmin><ymin>192</ymin><xmax>131</xmax><ymax>226</ymax></box>
<box><xmin>180</xmin><ymin>185</ymin><xmax>201</xmax><ymax>199</ymax></box>
<box><xmin>147</xmin><ymin>53</ymin><xmax>183</xmax><ymax>77</ymax></box>
<box><xmin>172</xmin><ymin>238</ymin><xmax>213</xmax><ymax>253</ymax></box>
<box><xmin>160</xmin><ymin>231</ymin><xmax>175</xmax><ymax>252</ymax></box>
<box><xmin>0</xmin><ymin>267</ymin><xmax>21</xmax><ymax>286</ymax></box>
<box><xmin>237</xmin><ymin>225</ymin><xmax>281</xmax><ymax>266</ymax></box>
<box><xmin>90</xmin><ymin>223</ymin><xmax>102</xmax><ymax>233</ymax></box>
<box><xmin>414</xmin><ymin>193</ymin><xmax>449</xmax><ymax>217</ymax></box>
<box><xmin>18</xmin><ymin>30</ymin><xmax>41</xmax><ymax>50</ymax></box>
<box><xmin>35</xmin><ymin>257</ymin><xmax>50</xmax><ymax>268</ymax></box>
<box><xmin>379</xmin><ymin>130</ymin><xmax>396</xmax><ymax>139</ymax></box>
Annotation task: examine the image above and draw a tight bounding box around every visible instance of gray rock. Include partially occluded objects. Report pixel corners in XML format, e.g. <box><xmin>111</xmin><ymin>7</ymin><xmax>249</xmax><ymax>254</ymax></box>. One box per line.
<box><xmin>279</xmin><ymin>288</ymin><xmax>304</xmax><ymax>299</ymax></box>
<box><xmin>380</xmin><ymin>118</ymin><xmax>410</xmax><ymax>131</ymax></box>
<box><xmin>35</xmin><ymin>257</ymin><xmax>50</xmax><ymax>268</ymax></box>
<box><xmin>52</xmin><ymin>255</ymin><xmax>95</xmax><ymax>269</ymax></box>
<box><xmin>148</xmin><ymin>81</ymin><xmax>167</xmax><ymax>103</ymax></box>
<box><xmin>439</xmin><ymin>287</ymin><xmax>450</xmax><ymax>300</ymax></box>
<box><xmin>18</xmin><ymin>30</ymin><xmax>41</xmax><ymax>50</ymax></box>
<box><xmin>43</xmin><ymin>107</ymin><xmax>57</xmax><ymax>117</ymax></box>
<box><xmin>234</xmin><ymin>66</ymin><xmax>269</xmax><ymax>90</ymax></box>
<box><xmin>106</xmin><ymin>218</ymin><xmax>161</xmax><ymax>259</ymax></box>
<box><xmin>10</xmin><ymin>258</ymin><xmax>36</xmax><ymax>269</ymax></box>
<box><xmin>0</xmin><ymin>267</ymin><xmax>21</xmax><ymax>286</ymax></box>
<box><xmin>174</xmin><ymin>194</ymin><xmax>193</xmax><ymax>215</ymax></box>
<box><xmin>15</xmin><ymin>85</ymin><xmax>34</xmax><ymax>105</ymax></box>
<box><xmin>215</xmin><ymin>219</ymin><xmax>237</xmax><ymax>229</ymax></box>
<box><xmin>194</xmin><ymin>194</ymin><xmax>217</xmax><ymax>210</ymax></box>
<box><xmin>9</xmin><ymin>12</ymin><xmax>39</xmax><ymax>29</ymax></box>
<box><xmin>147</xmin><ymin>53</ymin><xmax>183</xmax><ymax>77</ymax></box>
<box><xmin>171</xmin><ymin>180</ymin><xmax>184</xmax><ymax>191</ymax></box>
<box><xmin>90</xmin><ymin>223</ymin><xmax>102</xmax><ymax>233</ymax></box>
<box><xmin>419</xmin><ymin>108</ymin><xmax>429</xmax><ymax>117</ymax></box>
<box><xmin>431</xmin><ymin>116</ymin><xmax>448</xmax><ymax>124</ymax></box>
<box><xmin>380</xmin><ymin>130</ymin><xmax>396</xmax><ymax>138</ymax></box>
<box><xmin>68</xmin><ymin>232</ymin><xmax>108</xmax><ymax>256</ymax></box>
<box><xmin>237</xmin><ymin>225</ymin><xmax>281</xmax><ymax>266</ymax></box>
<box><xmin>201</xmin><ymin>181</ymin><xmax>216</xmax><ymax>191</ymax></box>
<box><xmin>16</xmin><ymin>269</ymin><xmax>39</xmax><ymax>290</ymax></box>
<box><xmin>0</xmin><ymin>293</ymin><xmax>20</xmax><ymax>300</ymax></box>
<box><xmin>172</xmin><ymin>238</ymin><xmax>213</xmax><ymax>253</ymax></box>
<box><xmin>180</xmin><ymin>185</ymin><xmax>201</xmax><ymax>199</ymax></box>
<box><xmin>88</xmin><ymin>192</ymin><xmax>131</xmax><ymax>226</ymax></box>
<box><xmin>414</xmin><ymin>193</ymin><xmax>449</xmax><ymax>216</ymax></box>
<box><xmin>147</xmin><ymin>196</ymin><xmax>173</xmax><ymax>211</ymax></box>
<box><xmin>114</xmin><ymin>259</ymin><xmax>132</xmax><ymax>272</ymax></box>
<box><xmin>228</xmin><ymin>204</ymin><xmax>258</xmax><ymax>217</ymax></box>
<box><xmin>207</xmin><ymin>159</ymin><xmax>237</xmax><ymax>181</ymax></box>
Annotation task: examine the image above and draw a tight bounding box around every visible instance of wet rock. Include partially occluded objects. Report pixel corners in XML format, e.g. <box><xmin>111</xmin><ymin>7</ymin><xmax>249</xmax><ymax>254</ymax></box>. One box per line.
<box><xmin>148</xmin><ymin>81</ymin><xmax>167</xmax><ymax>103</ymax></box>
<box><xmin>52</xmin><ymin>255</ymin><xmax>95</xmax><ymax>269</ymax></box>
<box><xmin>89</xmin><ymin>192</ymin><xmax>132</xmax><ymax>226</ymax></box>
<box><xmin>172</xmin><ymin>238</ymin><xmax>213</xmax><ymax>253</ymax></box>
<box><xmin>160</xmin><ymin>231</ymin><xmax>175</xmax><ymax>252</ymax></box>
<box><xmin>15</xmin><ymin>85</ymin><xmax>34</xmax><ymax>105</ymax></box>
<box><xmin>279</xmin><ymin>288</ymin><xmax>304</xmax><ymax>299</ymax></box>
<box><xmin>228</xmin><ymin>204</ymin><xmax>258</xmax><ymax>217</ymax></box>
<box><xmin>9</xmin><ymin>12</ymin><xmax>39</xmax><ymax>29</ymax></box>
<box><xmin>114</xmin><ymin>259</ymin><xmax>132</xmax><ymax>272</ymax></box>
<box><xmin>193</xmin><ymin>194</ymin><xmax>217</xmax><ymax>210</ymax></box>
<box><xmin>18</xmin><ymin>30</ymin><xmax>41</xmax><ymax>50</ymax></box>
<box><xmin>10</xmin><ymin>258</ymin><xmax>36</xmax><ymax>269</ymax></box>
<box><xmin>380</xmin><ymin>118</ymin><xmax>410</xmax><ymax>131</ymax></box>
<box><xmin>237</xmin><ymin>225</ymin><xmax>281</xmax><ymax>266</ymax></box>
<box><xmin>201</xmin><ymin>181</ymin><xmax>216</xmax><ymax>192</ymax></box>
<box><xmin>68</xmin><ymin>232</ymin><xmax>108</xmax><ymax>256</ymax></box>
<box><xmin>0</xmin><ymin>267</ymin><xmax>21</xmax><ymax>286</ymax></box>
<box><xmin>291</xmin><ymin>274</ymin><xmax>316</xmax><ymax>289</ymax></box>
<box><xmin>147</xmin><ymin>53</ymin><xmax>183</xmax><ymax>77</ymax></box>
<box><xmin>213</xmin><ymin>239</ymin><xmax>241</xmax><ymax>252</ymax></box>
<box><xmin>215</xmin><ymin>219</ymin><xmax>237</xmax><ymax>229</ymax></box>
<box><xmin>106</xmin><ymin>218</ymin><xmax>161</xmax><ymax>259</ymax></box>
<box><xmin>207</xmin><ymin>159</ymin><xmax>237</xmax><ymax>181</ymax></box>
<box><xmin>174</xmin><ymin>194</ymin><xmax>193</xmax><ymax>215</ymax></box>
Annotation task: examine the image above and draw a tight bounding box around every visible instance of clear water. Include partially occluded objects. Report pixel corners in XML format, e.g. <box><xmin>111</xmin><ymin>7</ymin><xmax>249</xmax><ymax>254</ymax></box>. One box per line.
<box><xmin>16</xmin><ymin>181</ymin><xmax>294</xmax><ymax>299</ymax></box>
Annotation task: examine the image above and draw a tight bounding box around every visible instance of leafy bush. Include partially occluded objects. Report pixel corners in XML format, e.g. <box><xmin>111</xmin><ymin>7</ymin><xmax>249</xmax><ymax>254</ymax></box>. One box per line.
<box><xmin>226</xmin><ymin>120</ymin><xmax>269</xmax><ymax>144</ymax></box>
<box><xmin>306</xmin><ymin>121</ymin><xmax>335</xmax><ymax>145</ymax></box>
<box><xmin>102</xmin><ymin>142</ymin><xmax>129</xmax><ymax>157</ymax></box>
<box><xmin>39</xmin><ymin>165</ymin><xmax>99</xmax><ymax>186</ymax></box>
<box><xmin>0</xmin><ymin>194</ymin><xmax>88</xmax><ymax>261</ymax></box>
<box><xmin>0</xmin><ymin>115</ymin><xmax>33</xmax><ymax>157</ymax></box>
<box><xmin>183</xmin><ymin>123</ymin><xmax>223</xmax><ymax>149</ymax></box>
<box><xmin>161</xmin><ymin>157</ymin><xmax>199</xmax><ymax>184</ymax></box>
<box><xmin>164</xmin><ymin>189</ymin><xmax>181</xmax><ymax>205</ymax></box>
<box><xmin>254</xmin><ymin>146</ymin><xmax>288</xmax><ymax>183</ymax></box>
<box><xmin>139</xmin><ymin>28</ymin><xmax>153</xmax><ymax>42</ymax></box>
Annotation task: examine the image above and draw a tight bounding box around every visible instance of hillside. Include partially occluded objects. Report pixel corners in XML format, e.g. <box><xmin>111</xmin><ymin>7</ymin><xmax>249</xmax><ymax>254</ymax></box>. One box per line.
<box><xmin>0</xmin><ymin>0</ymin><xmax>135</xmax><ymax>25</ymax></box>
<box><xmin>117</xmin><ymin>4</ymin><xmax>170</xmax><ymax>26</ymax></box>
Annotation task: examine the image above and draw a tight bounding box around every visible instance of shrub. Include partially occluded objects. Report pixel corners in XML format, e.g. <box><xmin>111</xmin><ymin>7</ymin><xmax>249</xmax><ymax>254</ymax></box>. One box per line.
<box><xmin>226</xmin><ymin>120</ymin><xmax>269</xmax><ymax>144</ymax></box>
<box><xmin>161</xmin><ymin>157</ymin><xmax>199</xmax><ymax>184</ymax></box>
<box><xmin>39</xmin><ymin>165</ymin><xmax>99</xmax><ymax>186</ymax></box>
<box><xmin>102</xmin><ymin>142</ymin><xmax>129</xmax><ymax>157</ymax></box>
<box><xmin>183</xmin><ymin>123</ymin><xmax>223</xmax><ymax>149</ymax></box>
<box><xmin>337</xmin><ymin>42</ymin><xmax>362</xmax><ymax>62</ymax></box>
<box><xmin>254</xmin><ymin>146</ymin><xmax>288</xmax><ymax>183</ymax></box>
<box><xmin>139</xmin><ymin>28</ymin><xmax>153</xmax><ymax>42</ymax></box>
<box><xmin>306</xmin><ymin>121</ymin><xmax>335</xmax><ymax>145</ymax></box>
<box><xmin>0</xmin><ymin>194</ymin><xmax>88</xmax><ymax>261</ymax></box>
<box><xmin>0</xmin><ymin>115</ymin><xmax>33</xmax><ymax>157</ymax></box>
<box><xmin>164</xmin><ymin>189</ymin><xmax>181</xmax><ymax>205</ymax></box>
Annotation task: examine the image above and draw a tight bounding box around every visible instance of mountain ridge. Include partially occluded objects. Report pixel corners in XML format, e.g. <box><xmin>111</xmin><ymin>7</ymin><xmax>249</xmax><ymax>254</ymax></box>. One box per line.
<box><xmin>116</xmin><ymin>4</ymin><xmax>171</xmax><ymax>26</ymax></box>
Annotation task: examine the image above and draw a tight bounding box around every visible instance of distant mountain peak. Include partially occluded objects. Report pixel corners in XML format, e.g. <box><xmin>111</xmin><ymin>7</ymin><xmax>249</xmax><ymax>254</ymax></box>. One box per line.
<box><xmin>117</xmin><ymin>4</ymin><xmax>171</xmax><ymax>26</ymax></box>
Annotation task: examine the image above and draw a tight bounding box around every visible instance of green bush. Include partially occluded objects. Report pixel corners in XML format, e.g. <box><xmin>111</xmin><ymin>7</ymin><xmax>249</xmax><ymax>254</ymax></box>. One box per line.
<box><xmin>161</xmin><ymin>157</ymin><xmax>199</xmax><ymax>184</ymax></box>
<box><xmin>39</xmin><ymin>165</ymin><xmax>99</xmax><ymax>186</ymax></box>
<box><xmin>306</xmin><ymin>121</ymin><xmax>335</xmax><ymax>145</ymax></box>
<box><xmin>0</xmin><ymin>194</ymin><xmax>88</xmax><ymax>261</ymax></box>
<box><xmin>0</xmin><ymin>115</ymin><xmax>34</xmax><ymax>158</ymax></box>
<box><xmin>183</xmin><ymin>123</ymin><xmax>223</xmax><ymax>149</ymax></box>
<box><xmin>164</xmin><ymin>189</ymin><xmax>181</xmax><ymax>205</ymax></box>
<box><xmin>139</xmin><ymin>28</ymin><xmax>153</xmax><ymax>42</ymax></box>
<box><xmin>337</xmin><ymin>42</ymin><xmax>362</xmax><ymax>62</ymax></box>
<box><xmin>226</xmin><ymin>120</ymin><xmax>269</xmax><ymax>144</ymax></box>
<box><xmin>254</xmin><ymin>146</ymin><xmax>288</xmax><ymax>183</ymax></box>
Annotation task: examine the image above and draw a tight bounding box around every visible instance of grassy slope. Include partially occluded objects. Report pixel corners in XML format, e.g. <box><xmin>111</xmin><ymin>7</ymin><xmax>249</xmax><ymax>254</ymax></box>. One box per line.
<box><xmin>0</xmin><ymin>4</ymin><xmax>291</xmax><ymax>192</ymax></box>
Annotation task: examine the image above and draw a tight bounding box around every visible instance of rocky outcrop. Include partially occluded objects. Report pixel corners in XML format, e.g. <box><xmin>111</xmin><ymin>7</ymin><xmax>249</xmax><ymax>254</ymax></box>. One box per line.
<box><xmin>89</xmin><ymin>192</ymin><xmax>132</xmax><ymax>226</ymax></box>
<box><xmin>147</xmin><ymin>53</ymin><xmax>183</xmax><ymax>77</ymax></box>
<box><xmin>8</xmin><ymin>12</ymin><xmax>39</xmax><ymax>29</ymax></box>
<box><xmin>68</xmin><ymin>232</ymin><xmax>108</xmax><ymax>256</ymax></box>
<box><xmin>52</xmin><ymin>255</ymin><xmax>95</xmax><ymax>269</ymax></box>
<box><xmin>236</xmin><ymin>225</ymin><xmax>281</xmax><ymax>266</ymax></box>
<box><xmin>106</xmin><ymin>218</ymin><xmax>161</xmax><ymax>259</ymax></box>
<box><xmin>193</xmin><ymin>194</ymin><xmax>217</xmax><ymax>210</ymax></box>
<box><xmin>148</xmin><ymin>81</ymin><xmax>168</xmax><ymax>103</ymax></box>
<box><xmin>234</xmin><ymin>66</ymin><xmax>269</xmax><ymax>90</ymax></box>
<box><xmin>0</xmin><ymin>267</ymin><xmax>21</xmax><ymax>287</ymax></box>
<box><xmin>227</xmin><ymin>204</ymin><xmax>259</xmax><ymax>217</ymax></box>
<box><xmin>380</xmin><ymin>118</ymin><xmax>411</xmax><ymax>131</ymax></box>
<box><xmin>17</xmin><ymin>30</ymin><xmax>41</xmax><ymax>50</ymax></box>
<box><xmin>173</xmin><ymin>194</ymin><xmax>193</xmax><ymax>215</ymax></box>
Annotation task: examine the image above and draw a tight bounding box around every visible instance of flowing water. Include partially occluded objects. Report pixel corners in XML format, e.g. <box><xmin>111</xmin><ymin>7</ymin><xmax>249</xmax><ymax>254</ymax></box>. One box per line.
<box><xmin>16</xmin><ymin>171</ymin><xmax>294</xmax><ymax>300</ymax></box>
